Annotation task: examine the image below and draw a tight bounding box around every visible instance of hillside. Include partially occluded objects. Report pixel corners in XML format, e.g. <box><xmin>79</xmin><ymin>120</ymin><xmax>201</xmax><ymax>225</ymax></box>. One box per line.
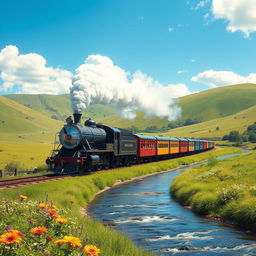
<box><xmin>0</xmin><ymin>96</ymin><xmax>62</xmax><ymax>142</ymax></box>
<box><xmin>95</xmin><ymin>84</ymin><xmax>256</xmax><ymax>130</ymax></box>
<box><xmin>5</xmin><ymin>94</ymin><xmax>116</xmax><ymax>121</ymax></box>
<box><xmin>4</xmin><ymin>84</ymin><xmax>256</xmax><ymax>130</ymax></box>
<box><xmin>179</xmin><ymin>83</ymin><xmax>256</xmax><ymax>123</ymax></box>
<box><xmin>161</xmin><ymin>104</ymin><xmax>256</xmax><ymax>139</ymax></box>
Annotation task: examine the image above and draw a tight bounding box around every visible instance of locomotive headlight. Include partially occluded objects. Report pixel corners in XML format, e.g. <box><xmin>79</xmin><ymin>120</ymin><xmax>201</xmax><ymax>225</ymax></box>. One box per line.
<box><xmin>59</xmin><ymin>125</ymin><xmax>81</xmax><ymax>149</ymax></box>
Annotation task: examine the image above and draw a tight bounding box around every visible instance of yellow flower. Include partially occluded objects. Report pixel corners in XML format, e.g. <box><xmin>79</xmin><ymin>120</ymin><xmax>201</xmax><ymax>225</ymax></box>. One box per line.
<box><xmin>30</xmin><ymin>226</ymin><xmax>48</xmax><ymax>235</ymax></box>
<box><xmin>83</xmin><ymin>245</ymin><xmax>100</xmax><ymax>256</ymax></box>
<box><xmin>19</xmin><ymin>195</ymin><xmax>27</xmax><ymax>201</ymax></box>
<box><xmin>55</xmin><ymin>236</ymin><xmax>81</xmax><ymax>248</ymax></box>
<box><xmin>56</xmin><ymin>217</ymin><xmax>68</xmax><ymax>224</ymax></box>
<box><xmin>39</xmin><ymin>203</ymin><xmax>48</xmax><ymax>209</ymax></box>
<box><xmin>0</xmin><ymin>232</ymin><xmax>20</xmax><ymax>244</ymax></box>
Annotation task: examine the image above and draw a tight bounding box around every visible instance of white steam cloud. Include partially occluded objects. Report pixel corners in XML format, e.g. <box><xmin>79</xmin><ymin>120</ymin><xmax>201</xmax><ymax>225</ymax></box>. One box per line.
<box><xmin>71</xmin><ymin>55</ymin><xmax>190</xmax><ymax>121</ymax></box>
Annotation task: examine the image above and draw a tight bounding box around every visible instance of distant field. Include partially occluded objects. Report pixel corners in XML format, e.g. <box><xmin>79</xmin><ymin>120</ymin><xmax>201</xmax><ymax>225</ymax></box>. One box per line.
<box><xmin>161</xmin><ymin>105</ymin><xmax>256</xmax><ymax>139</ymax></box>
<box><xmin>0</xmin><ymin>141</ymin><xmax>53</xmax><ymax>170</ymax></box>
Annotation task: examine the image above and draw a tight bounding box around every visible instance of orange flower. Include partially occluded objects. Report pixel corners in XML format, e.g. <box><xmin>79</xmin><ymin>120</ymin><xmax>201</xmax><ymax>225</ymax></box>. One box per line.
<box><xmin>19</xmin><ymin>195</ymin><xmax>27</xmax><ymax>201</ymax></box>
<box><xmin>83</xmin><ymin>245</ymin><xmax>100</xmax><ymax>256</ymax></box>
<box><xmin>0</xmin><ymin>232</ymin><xmax>20</xmax><ymax>244</ymax></box>
<box><xmin>30</xmin><ymin>226</ymin><xmax>48</xmax><ymax>235</ymax></box>
<box><xmin>55</xmin><ymin>236</ymin><xmax>81</xmax><ymax>248</ymax></box>
<box><xmin>56</xmin><ymin>217</ymin><xmax>68</xmax><ymax>224</ymax></box>
<box><xmin>39</xmin><ymin>203</ymin><xmax>48</xmax><ymax>209</ymax></box>
<box><xmin>10</xmin><ymin>229</ymin><xmax>25</xmax><ymax>237</ymax></box>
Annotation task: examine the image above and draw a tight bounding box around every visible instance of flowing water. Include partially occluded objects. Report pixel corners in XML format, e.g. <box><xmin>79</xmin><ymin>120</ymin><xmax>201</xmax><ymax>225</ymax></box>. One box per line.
<box><xmin>89</xmin><ymin>153</ymin><xmax>256</xmax><ymax>255</ymax></box>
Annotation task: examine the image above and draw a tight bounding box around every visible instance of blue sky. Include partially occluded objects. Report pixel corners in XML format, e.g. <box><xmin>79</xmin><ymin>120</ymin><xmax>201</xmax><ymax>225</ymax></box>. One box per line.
<box><xmin>1</xmin><ymin>0</ymin><xmax>256</xmax><ymax>96</ymax></box>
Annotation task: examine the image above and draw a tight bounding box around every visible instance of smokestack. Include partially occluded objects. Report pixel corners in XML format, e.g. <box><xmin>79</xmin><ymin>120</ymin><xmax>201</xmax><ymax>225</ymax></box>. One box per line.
<box><xmin>73</xmin><ymin>113</ymin><xmax>82</xmax><ymax>124</ymax></box>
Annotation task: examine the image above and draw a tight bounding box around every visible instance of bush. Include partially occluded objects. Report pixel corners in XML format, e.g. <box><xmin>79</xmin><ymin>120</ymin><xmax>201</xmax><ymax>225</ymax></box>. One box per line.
<box><xmin>191</xmin><ymin>192</ymin><xmax>218</xmax><ymax>214</ymax></box>
<box><xmin>4</xmin><ymin>161</ymin><xmax>22</xmax><ymax>174</ymax></box>
<box><xmin>207</xmin><ymin>155</ymin><xmax>218</xmax><ymax>167</ymax></box>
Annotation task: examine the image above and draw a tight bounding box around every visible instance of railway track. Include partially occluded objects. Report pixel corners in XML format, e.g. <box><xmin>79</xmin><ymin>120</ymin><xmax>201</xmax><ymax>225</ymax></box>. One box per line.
<box><xmin>0</xmin><ymin>174</ymin><xmax>70</xmax><ymax>189</ymax></box>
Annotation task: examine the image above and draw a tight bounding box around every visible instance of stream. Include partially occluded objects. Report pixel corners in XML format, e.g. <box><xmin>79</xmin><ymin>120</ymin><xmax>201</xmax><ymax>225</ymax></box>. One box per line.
<box><xmin>89</xmin><ymin>152</ymin><xmax>256</xmax><ymax>255</ymax></box>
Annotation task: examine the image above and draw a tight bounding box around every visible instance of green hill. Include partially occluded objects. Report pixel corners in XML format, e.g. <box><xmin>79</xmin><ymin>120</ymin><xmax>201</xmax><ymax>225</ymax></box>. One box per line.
<box><xmin>0</xmin><ymin>96</ymin><xmax>63</xmax><ymax>142</ymax></box>
<box><xmin>161</xmin><ymin>105</ymin><xmax>256</xmax><ymax>139</ymax></box>
<box><xmin>96</xmin><ymin>83</ymin><xmax>256</xmax><ymax>130</ymax></box>
<box><xmin>179</xmin><ymin>83</ymin><xmax>256</xmax><ymax>123</ymax></box>
<box><xmin>3</xmin><ymin>83</ymin><xmax>256</xmax><ymax>132</ymax></box>
<box><xmin>5</xmin><ymin>94</ymin><xmax>116</xmax><ymax>121</ymax></box>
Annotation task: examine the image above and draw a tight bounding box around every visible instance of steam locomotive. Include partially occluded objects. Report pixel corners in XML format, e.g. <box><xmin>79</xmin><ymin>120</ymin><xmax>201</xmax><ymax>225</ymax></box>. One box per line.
<box><xmin>46</xmin><ymin>113</ymin><xmax>215</xmax><ymax>174</ymax></box>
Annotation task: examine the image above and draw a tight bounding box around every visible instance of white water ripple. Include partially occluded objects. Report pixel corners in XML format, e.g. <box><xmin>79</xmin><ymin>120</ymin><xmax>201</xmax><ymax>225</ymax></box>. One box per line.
<box><xmin>164</xmin><ymin>243</ymin><xmax>256</xmax><ymax>253</ymax></box>
<box><xmin>146</xmin><ymin>230</ymin><xmax>218</xmax><ymax>242</ymax></box>
<box><xmin>115</xmin><ymin>216</ymin><xmax>178</xmax><ymax>224</ymax></box>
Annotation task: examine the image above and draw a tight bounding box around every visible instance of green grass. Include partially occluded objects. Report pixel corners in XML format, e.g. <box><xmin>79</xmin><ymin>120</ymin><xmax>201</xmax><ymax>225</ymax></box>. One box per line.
<box><xmin>0</xmin><ymin>141</ymin><xmax>53</xmax><ymax>170</ymax></box>
<box><xmin>171</xmin><ymin>150</ymin><xmax>256</xmax><ymax>230</ymax></box>
<box><xmin>0</xmin><ymin>146</ymin><xmax>241</xmax><ymax>256</ymax></box>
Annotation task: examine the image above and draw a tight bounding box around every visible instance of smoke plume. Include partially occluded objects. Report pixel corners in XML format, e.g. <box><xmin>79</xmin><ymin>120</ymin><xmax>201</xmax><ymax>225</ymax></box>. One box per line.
<box><xmin>70</xmin><ymin>55</ymin><xmax>188</xmax><ymax>121</ymax></box>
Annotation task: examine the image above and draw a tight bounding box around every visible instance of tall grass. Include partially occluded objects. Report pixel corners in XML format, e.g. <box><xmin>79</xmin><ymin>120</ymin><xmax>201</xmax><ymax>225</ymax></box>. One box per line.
<box><xmin>171</xmin><ymin>150</ymin><xmax>256</xmax><ymax>230</ymax></box>
<box><xmin>0</xmin><ymin>146</ymin><xmax>241</xmax><ymax>255</ymax></box>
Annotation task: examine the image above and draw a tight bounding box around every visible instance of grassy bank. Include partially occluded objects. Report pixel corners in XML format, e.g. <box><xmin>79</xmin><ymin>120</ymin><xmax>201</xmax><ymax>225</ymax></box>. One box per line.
<box><xmin>0</xmin><ymin>146</ymin><xmax>241</xmax><ymax>256</ymax></box>
<box><xmin>171</xmin><ymin>149</ymin><xmax>256</xmax><ymax>231</ymax></box>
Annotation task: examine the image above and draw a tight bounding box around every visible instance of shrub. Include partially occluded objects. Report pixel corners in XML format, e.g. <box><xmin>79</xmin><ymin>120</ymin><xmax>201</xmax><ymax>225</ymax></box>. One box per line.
<box><xmin>191</xmin><ymin>192</ymin><xmax>218</xmax><ymax>215</ymax></box>
<box><xmin>207</xmin><ymin>155</ymin><xmax>218</xmax><ymax>167</ymax></box>
<box><xmin>4</xmin><ymin>161</ymin><xmax>22</xmax><ymax>174</ymax></box>
<box><xmin>217</xmin><ymin>185</ymin><xmax>243</xmax><ymax>206</ymax></box>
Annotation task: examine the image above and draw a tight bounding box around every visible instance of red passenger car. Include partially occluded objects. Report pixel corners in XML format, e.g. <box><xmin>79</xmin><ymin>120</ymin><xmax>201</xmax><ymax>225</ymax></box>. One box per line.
<box><xmin>203</xmin><ymin>140</ymin><xmax>207</xmax><ymax>150</ymax></box>
<box><xmin>178</xmin><ymin>138</ymin><xmax>189</xmax><ymax>153</ymax></box>
<box><xmin>134</xmin><ymin>135</ymin><xmax>156</xmax><ymax>158</ymax></box>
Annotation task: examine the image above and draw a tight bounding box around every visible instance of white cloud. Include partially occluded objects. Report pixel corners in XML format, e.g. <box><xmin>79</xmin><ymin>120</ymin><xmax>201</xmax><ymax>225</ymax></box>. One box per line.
<box><xmin>191</xmin><ymin>69</ymin><xmax>256</xmax><ymax>87</ymax></box>
<box><xmin>168</xmin><ymin>27</ymin><xmax>174</xmax><ymax>32</ymax></box>
<box><xmin>0</xmin><ymin>45</ymin><xmax>72</xmax><ymax>94</ymax></box>
<box><xmin>204</xmin><ymin>13</ymin><xmax>210</xmax><ymax>19</ymax></box>
<box><xmin>177</xmin><ymin>70</ymin><xmax>188</xmax><ymax>74</ymax></box>
<box><xmin>0</xmin><ymin>46</ymin><xmax>192</xmax><ymax>120</ymax></box>
<box><xmin>71</xmin><ymin>55</ymin><xmax>191</xmax><ymax>121</ymax></box>
<box><xmin>211</xmin><ymin>0</ymin><xmax>256</xmax><ymax>37</ymax></box>
<box><xmin>194</xmin><ymin>0</ymin><xmax>210</xmax><ymax>10</ymax></box>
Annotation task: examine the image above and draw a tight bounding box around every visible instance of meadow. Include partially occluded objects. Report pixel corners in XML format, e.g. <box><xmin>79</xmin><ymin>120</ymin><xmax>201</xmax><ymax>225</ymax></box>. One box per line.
<box><xmin>0</xmin><ymin>146</ymin><xmax>241</xmax><ymax>256</ymax></box>
<box><xmin>171</xmin><ymin>150</ymin><xmax>256</xmax><ymax>231</ymax></box>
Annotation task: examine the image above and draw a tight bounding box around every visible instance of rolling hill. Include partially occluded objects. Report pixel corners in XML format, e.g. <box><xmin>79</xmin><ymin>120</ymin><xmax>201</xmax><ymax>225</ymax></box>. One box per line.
<box><xmin>5</xmin><ymin>94</ymin><xmax>116</xmax><ymax>121</ymax></box>
<box><xmin>0</xmin><ymin>96</ymin><xmax>62</xmax><ymax>142</ymax></box>
<box><xmin>179</xmin><ymin>83</ymin><xmax>256</xmax><ymax>123</ymax></box>
<box><xmin>4</xmin><ymin>84</ymin><xmax>256</xmax><ymax>131</ymax></box>
<box><xmin>160</xmin><ymin>105</ymin><xmax>256</xmax><ymax>139</ymax></box>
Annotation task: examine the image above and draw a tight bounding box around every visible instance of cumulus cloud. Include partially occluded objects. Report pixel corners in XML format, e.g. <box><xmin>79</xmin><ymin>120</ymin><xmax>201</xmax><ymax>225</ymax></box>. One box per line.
<box><xmin>191</xmin><ymin>69</ymin><xmax>256</xmax><ymax>87</ymax></box>
<box><xmin>211</xmin><ymin>0</ymin><xmax>256</xmax><ymax>37</ymax></box>
<box><xmin>71</xmin><ymin>55</ymin><xmax>191</xmax><ymax>121</ymax></box>
<box><xmin>0</xmin><ymin>45</ymin><xmax>72</xmax><ymax>94</ymax></box>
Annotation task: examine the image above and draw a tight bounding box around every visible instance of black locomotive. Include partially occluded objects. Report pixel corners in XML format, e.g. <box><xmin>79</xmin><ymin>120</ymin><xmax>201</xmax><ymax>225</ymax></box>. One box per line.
<box><xmin>46</xmin><ymin>113</ymin><xmax>137</xmax><ymax>174</ymax></box>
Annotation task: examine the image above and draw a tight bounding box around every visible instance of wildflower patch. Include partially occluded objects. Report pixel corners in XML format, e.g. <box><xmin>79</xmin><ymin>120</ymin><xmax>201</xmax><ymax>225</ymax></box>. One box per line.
<box><xmin>0</xmin><ymin>195</ymin><xmax>100</xmax><ymax>256</ymax></box>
